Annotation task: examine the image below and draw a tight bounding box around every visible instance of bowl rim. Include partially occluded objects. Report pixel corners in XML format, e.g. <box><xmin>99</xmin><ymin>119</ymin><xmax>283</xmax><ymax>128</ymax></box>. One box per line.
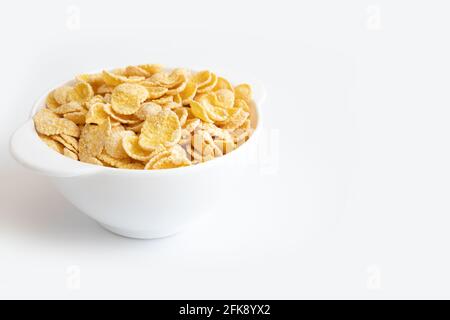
<box><xmin>23</xmin><ymin>65</ymin><xmax>265</xmax><ymax>177</ymax></box>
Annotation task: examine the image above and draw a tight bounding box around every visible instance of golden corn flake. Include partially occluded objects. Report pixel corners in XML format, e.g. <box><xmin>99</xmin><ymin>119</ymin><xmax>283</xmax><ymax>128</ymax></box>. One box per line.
<box><xmin>222</xmin><ymin>108</ymin><xmax>249</xmax><ymax>130</ymax></box>
<box><xmin>139</xmin><ymin>109</ymin><xmax>181</xmax><ymax>150</ymax></box>
<box><xmin>111</xmin><ymin>83</ymin><xmax>149</xmax><ymax>115</ymax></box>
<box><xmin>174</xmin><ymin>107</ymin><xmax>188</xmax><ymax>127</ymax></box>
<box><xmin>76</xmin><ymin>73</ymin><xmax>104</xmax><ymax>88</ymax></box>
<box><xmin>196</xmin><ymin>93</ymin><xmax>229</xmax><ymax>120</ymax></box>
<box><xmin>161</xmin><ymin>101</ymin><xmax>180</xmax><ymax>110</ymax></box>
<box><xmin>102</xmin><ymin>70</ymin><xmax>144</xmax><ymax>87</ymax></box>
<box><xmin>97</xmin><ymin>151</ymin><xmax>144</xmax><ymax>170</ymax></box>
<box><xmin>53</xmin><ymin>86</ymin><xmax>73</xmax><ymax>105</ymax></box>
<box><xmin>192</xmin><ymin>70</ymin><xmax>211</xmax><ymax>87</ymax></box>
<box><xmin>78</xmin><ymin>119</ymin><xmax>111</xmax><ymax>162</ymax></box>
<box><xmin>151</xmin><ymin>95</ymin><xmax>173</xmax><ymax>105</ymax></box>
<box><xmin>105</xmin><ymin>126</ymin><xmax>134</xmax><ymax>159</ymax></box>
<box><xmin>197</xmin><ymin>72</ymin><xmax>218</xmax><ymax>94</ymax></box>
<box><xmin>139</xmin><ymin>83</ymin><xmax>168</xmax><ymax>100</ymax></box>
<box><xmin>214</xmin><ymin>77</ymin><xmax>234</xmax><ymax>92</ymax></box>
<box><xmin>34</xmin><ymin>108</ymin><xmax>80</xmax><ymax>137</ymax></box>
<box><xmin>87</xmin><ymin>95</ymin><xmax>106</xmax><ymax>108</ymax></box>
<box><xmin>189</xmin><ymin>100</ymin><xmax>213</xmax><ymax>123</ymax></box>
<box><xmin>234</xmin><ymin>84</ymin><xmax>252</xmax><ymax>103</ymax></box>
<box><xmin>125</xmin><ymin>65</ymin><xmax>151</xmax><ymax>78</ymax></box>
<box><xmin>63</xmin><ymin>110</ymin><xmax>86</xmax><ymax>125</ymax></box>
<box><xmin>126</xmin><ymin>121</ymin><xmax>144</xmax><ymax>133</ymax></box>
<box><xmin>60</xmin><ymin>134</ymin><xmax>79</xmax><ymax>151</ymax></box>
<box><xmin>70</xmin><ymin>81</ymin><xmax>94</xmax><ymax>104</ymax></box>
<box><xmin>53</xmin><ymin>101</ymin><xmax>83</xmax><ymax>115</ymax></box>
<box><xmin>96</xmin><ymin>84</ymin><xmax>113</xmax><ymax>94</ymax></box>
<box><xmin>215</xmin><ymin>89</ymin><xmax>235</xmax><ymax>109</ymax></box>
<box><xmin>195</xmin><ymin>94</ymin><xmax>229</xmax><ymax>122</ymax></box>
<box><xmin>86</xmin><ymin>102</ymin><xmax>109</xmax><ymax>125</ymax></box>
<box><xmin>179</xmin><ymin>80</ymin><xmax>197</xmax><ymax>105</ymax></box>
<box><xmin>166</xmin><ymin>79</ymin><xmax>187</xmax><ymax>96</ymax></box>
<box><xmin>234</xmin><ymin>98</ymin><xmax>250</xmax><ymax>112</ymax></box>
<box><xmin>144</xmin><ymin>151</ymin><xmax>169</xmax><ymax>170</ymax></box>
<box><xmin>45</xmin><ymin>91</ymin><xmax>59</xmax><ymax>110</ymax></box>
<box><xmin>138</xmin><ymin>64</ymin><xmax>163</xmax><ymax>75</ymax></box>
<box><xmin>122</xmin><ymin>135</ymin><xmax>154</xmax><ymax>162</ymax></box>
<box><xmin>135</xmin><ymin>102</ymin><xmax>162</xmax><ymax>120</ymax></box>
<box><xmin>151</xmin><ymin>155</ymin><xmax>188</xmax><ymax>170</ymax></box>
<box><xmin>145</xmin><ymin>145</ymin><xmax>190</xmax><ymax>170</ymax></box>
<box><xmin>149</xmin><ymin>69</ymin><xmax>187</xmax><ymax>89</ymax></box>
<box><xmin>34</xmin><ymin>64</ymin><xmax>255</xmax><ymax>170</ymax></box>
<box><xmin>103</xmin><ymin>103</ymin><xmax>140</xmax><ymax>124</ymax></box>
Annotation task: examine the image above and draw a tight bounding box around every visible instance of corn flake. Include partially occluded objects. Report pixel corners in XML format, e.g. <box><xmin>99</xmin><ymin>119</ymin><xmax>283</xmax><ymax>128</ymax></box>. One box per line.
<box><xmin>179</xmin><ymin>80</ymin><xmax>197</xmax><ymax>105</ymax></box>
<box><xmin>214</xmin><ymin>77</ymin><xmax>234</xmax><ymax>92</ymax></box>
<box><xmin>64</xmin><ymin>110</ymin><xmax>87</xmax><ymax>125</ymax></box>
<box><xmin>97</xmin><ymin>152</ymin><xmax>144</xmax><ymax>169</ymax></box>
<box><xmin>105</xmin><ymin>126</ymin><xmax>134</xmax><ymax>159</ymax></box>
<box><xmin>135</xmin><ymin>102</ymin><xmax>162</xmax><ymax>120</ymax></box>
<box><xmin>53</xmin><ymin>86</ymin><xmax>73</xmax><ymax>105</ymax></box>
<box><xmin>234</xmin><ymin>84</ymin><xmax>252</xmax><ymax>103</ymax></box>
<box><xmin>34</xmin><ymin>64</ymin><xmax>255</xmax><ymax>170</ymax></box>
<box><xmin>70</xmin><ymin>81</ymin><xmax>94</xmax><ymax>104</ymax></box>
<box><xmin>86</xmin><ymin>102</ymin><xmax>109</xmax><ymax>125</ymax></box>
<box><xmin>111</xmin><ymin>83</ymin><xmax>149</xmax><ymax>115</ymax></box>
<box><xmin>122</xmin><ymin>135</ymin><xmax>154</xmax><ymax>162</ymax></box>
<box><xmin>34</xmin><ymin>108</ymin><xmax>80</xmax><ymax>137</ymax></box>
<box><xmin>78</xmin><ymin>119</ymin><xmax>111</xmax><ymax>162</ymax></box>
<box><xmin>197</xmin><ymin>73</ymin><xmax>218</xmax><ymax>93</ymax></box>
<box><xmin>53</xmin><ymin>101</ymin><xmax>83</xmax><ymax>115</ymax></box>
<box><xmin>139</xmin><ymin>109</ymin><xmax>181</xmax><ymax>150</ymax></box>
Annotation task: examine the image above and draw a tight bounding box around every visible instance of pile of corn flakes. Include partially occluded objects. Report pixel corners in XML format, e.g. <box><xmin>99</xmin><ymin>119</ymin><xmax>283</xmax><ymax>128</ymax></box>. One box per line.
<box><xmin>33</xmin><ymin>64</ymin><xmax>253</xmax><ymax>170</ymax></box>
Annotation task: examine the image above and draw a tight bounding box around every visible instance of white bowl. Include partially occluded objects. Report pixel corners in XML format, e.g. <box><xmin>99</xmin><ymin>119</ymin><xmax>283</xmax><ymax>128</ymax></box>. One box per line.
<box><xmin>10</xmin><ymin>68</ymin><xmax>266</xmax><ymax>239</ymax></box>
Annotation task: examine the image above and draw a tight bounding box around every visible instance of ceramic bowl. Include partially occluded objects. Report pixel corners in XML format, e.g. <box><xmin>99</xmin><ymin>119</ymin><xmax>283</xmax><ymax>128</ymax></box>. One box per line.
<box><xmin>10</xmin><ymin>68</ymin><xmax>266</xmax><ymax>239</ymax></box>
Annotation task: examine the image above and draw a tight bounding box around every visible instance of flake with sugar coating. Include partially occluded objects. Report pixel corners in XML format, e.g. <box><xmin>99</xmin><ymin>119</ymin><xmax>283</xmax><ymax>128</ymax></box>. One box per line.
<box><xmin>70</xmin><ymin>81</ymin><xmax>94</xmax><ymax>104</ymax></box>
<box><xmin>34</xmin><ymin>108</ymin><xmax>80</xmax><ymax>137</ymax></box>
<box><xmin>234</xmin><ymin>84</ymin><xmax>252</xmax><ymax>103</ymax></box>
<box><xmin>135</xmin><ymin>102</ymin><xmax>162</xmax><ymax>120</ymax></box>
<box><xmin>139</xmin><ymin>109</ymin><xmax>181</xmax><ymax>150</ymax></box>
<box><xmin>111</xmin><ymin>83</ymin><xmax>149</xmax><ymax>115</ymax></box>
<box><xmin>105</xmin><ymin>126</ymin><xmax>134</xmax><ymax>159</ymax></box>
<box><xmin>122</xmin><ymin>135</ymin><xmax>156</xmax><ymax>162</ymax></box>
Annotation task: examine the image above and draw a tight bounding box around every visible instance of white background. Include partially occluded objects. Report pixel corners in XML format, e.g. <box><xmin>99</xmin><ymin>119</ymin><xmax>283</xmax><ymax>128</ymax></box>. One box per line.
<box><xmin>1</xmin><ymin>0</ymin><xmax>450</xmax><ymax>299</ymax></box>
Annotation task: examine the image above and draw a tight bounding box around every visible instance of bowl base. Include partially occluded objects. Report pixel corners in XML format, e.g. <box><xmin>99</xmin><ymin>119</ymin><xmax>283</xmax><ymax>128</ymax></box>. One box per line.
<box><xmin>99</xmin><ymin>223</ymin><xmax>180</xmax><ymax>240</ymax></box>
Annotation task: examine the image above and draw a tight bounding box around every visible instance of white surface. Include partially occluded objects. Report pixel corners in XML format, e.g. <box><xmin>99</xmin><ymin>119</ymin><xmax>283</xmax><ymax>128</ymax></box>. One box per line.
<box><xmin>1</xmin><ymin>0</ymin><xmax>450</xmax><ymax>299</ymax></box>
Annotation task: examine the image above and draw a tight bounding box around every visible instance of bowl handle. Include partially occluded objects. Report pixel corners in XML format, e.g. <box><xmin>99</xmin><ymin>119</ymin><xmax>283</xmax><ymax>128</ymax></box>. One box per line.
<box><xmin>10</xmin><ymin>120</ymin><xmax>102</xmax><ymax>178</ymax></box>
